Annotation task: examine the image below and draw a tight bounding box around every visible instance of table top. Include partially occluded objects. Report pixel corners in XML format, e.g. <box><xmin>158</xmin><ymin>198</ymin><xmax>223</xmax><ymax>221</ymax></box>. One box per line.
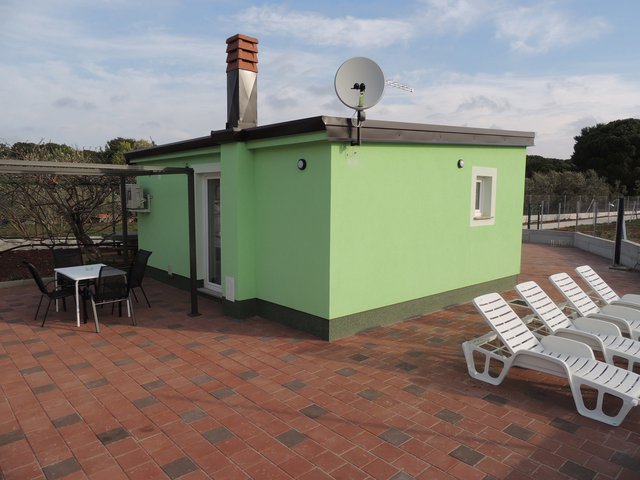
<box><xmin>54</xmin><ymin>263</ymin><xmax>124</xmax><ymax>281</ymax></box>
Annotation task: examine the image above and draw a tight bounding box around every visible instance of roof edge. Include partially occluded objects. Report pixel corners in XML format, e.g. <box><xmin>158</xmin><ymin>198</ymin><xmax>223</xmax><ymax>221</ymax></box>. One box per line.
<box><xmin>126</xmin><ymin>115</ymin><xmax>535</xmax><ymax>161</ymax></box>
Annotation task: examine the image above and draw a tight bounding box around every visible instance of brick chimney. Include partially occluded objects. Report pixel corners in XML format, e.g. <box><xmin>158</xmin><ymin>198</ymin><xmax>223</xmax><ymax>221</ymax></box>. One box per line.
<box><xmin>226</xmin><ymin>33</ymin><xmax>258</xmax><ymax>130</ymax></box>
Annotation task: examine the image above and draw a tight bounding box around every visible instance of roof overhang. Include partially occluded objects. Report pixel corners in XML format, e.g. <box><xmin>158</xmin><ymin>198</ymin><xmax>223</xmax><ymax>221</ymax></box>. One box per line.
<box><xmin>125</xmin><ymin>115</ymin><xmax>535</xmax><ymax>162</ymax></box>
<box><xmin>0</xmin><ymin>159</ymin><xmax>192</xmax><ymax>177</ymax></box>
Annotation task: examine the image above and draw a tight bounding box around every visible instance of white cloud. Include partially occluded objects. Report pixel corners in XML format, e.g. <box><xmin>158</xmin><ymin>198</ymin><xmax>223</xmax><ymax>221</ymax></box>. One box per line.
<box><xmin>233</xmin><ymin>5</ymin><xmax>414</xmax><ymax>48</ymax></box>
<box><xmin>494</xmin><ymin>5</ymin><xmax>610</xmax><ymax>54</ymax></box>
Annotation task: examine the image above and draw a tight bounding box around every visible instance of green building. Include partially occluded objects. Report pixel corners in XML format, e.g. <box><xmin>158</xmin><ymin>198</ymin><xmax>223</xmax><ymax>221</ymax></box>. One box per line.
<box><xmin>125</xmin><ymin>34</ymin><xmax>534</xmax><ymax>340</ymax></box>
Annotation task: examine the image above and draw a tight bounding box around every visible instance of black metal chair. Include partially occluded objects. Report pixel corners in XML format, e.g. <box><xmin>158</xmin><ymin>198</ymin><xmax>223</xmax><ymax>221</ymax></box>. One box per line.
<box><xmin>52</xmin><ymin>247</ymin><xmax>84</xmax><ymax>289</ymax></box>
<box><xmin>128</xmin><ymin>249</ymin><xmax>152</xmax><ymax>307</ymax></box>
<box><xmin>90</xmin><ymin>266</ymin><xmax>135</xmax><ymax>333</ymax></box>
<box><xmin>24</xmin><ymin>262</ymin><xmax>76</xmax><ymax>327</ymax></box>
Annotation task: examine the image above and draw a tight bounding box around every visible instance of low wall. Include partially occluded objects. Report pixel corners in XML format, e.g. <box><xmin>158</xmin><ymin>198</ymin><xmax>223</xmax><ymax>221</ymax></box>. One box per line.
<box><xmin>522</xmin><ymin>229</ymin><xmax>640</xmax><ymax>270</ymax></box>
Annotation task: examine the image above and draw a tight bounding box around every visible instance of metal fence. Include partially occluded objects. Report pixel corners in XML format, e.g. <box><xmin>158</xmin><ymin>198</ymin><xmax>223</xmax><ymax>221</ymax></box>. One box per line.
<box><xmin>523</xmin><ymin>195</ymin><xmax>640</xmax><ymax>231</ymax></box>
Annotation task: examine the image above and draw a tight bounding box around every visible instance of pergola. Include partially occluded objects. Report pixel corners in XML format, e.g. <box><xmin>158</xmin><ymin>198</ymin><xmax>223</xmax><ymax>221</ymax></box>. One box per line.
<box><xmin>0</xmin><ymin>159</ymin><xmax>200</xmax><ymax>316</ymax></box>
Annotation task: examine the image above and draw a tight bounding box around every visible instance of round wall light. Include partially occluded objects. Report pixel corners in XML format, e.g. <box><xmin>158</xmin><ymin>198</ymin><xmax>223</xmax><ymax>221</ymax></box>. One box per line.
<box><xmin>457</xmin><ymin>159</ymin><xmax>465</xmax><ymax>169</ymax></box>
<box><xmin>297</xmin><ymin>159</ymin><xmax>307</xmax><ymax>170</ymax></box>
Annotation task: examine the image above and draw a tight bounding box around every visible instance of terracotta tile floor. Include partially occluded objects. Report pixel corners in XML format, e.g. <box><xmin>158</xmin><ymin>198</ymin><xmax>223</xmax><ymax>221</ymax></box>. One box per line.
<box><xmin>1</xmin><ymin>243</ymin><xmax>640</xmax><ymax>480</ymax></box>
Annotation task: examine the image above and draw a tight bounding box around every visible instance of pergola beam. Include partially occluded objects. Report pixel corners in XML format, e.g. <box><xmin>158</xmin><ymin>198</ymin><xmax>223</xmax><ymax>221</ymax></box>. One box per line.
<box><xmin>0</xmin><ymin>158</ymin><xmax>200</xmax><ymax>317</ymax></box>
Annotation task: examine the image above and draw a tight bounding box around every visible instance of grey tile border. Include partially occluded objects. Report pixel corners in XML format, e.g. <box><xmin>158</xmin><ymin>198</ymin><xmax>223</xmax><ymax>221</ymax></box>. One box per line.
<box><xmin>559</xmin><ymin>460</ymin><xmax>596</xmax><ymax>480</ymax></box>
<box><xmin>449</xmin><ymin>445</ymin><xmax>485</xmax><ymax>466</ymax></box>
<box><xmin>20</xmin><ymin>365</ymin><xmax>44</xmax><ymax>375</ymax></box>
<box><xmin>503</xmin><ymin>424</ymin><xmax>534</xmax><ymax>442</ymax></box>
<box><xmin>97</xmin><ymin>427</ymin><xmax>130</xmax><ymax>445</ymax></box>
<box><xmin>167</xmin><ymin>323</ymin><xmax>184</xmax><ymax>330</ymax></box>
<box><xmin>161</xmin><ymin>456</ymin><xmax>198</xmax><ymax>480</ymax></box>
<box><xmin>133</xmin><ymin>396</ymin><xmax>159</xmax><ymax>409</ymax></box>
<box><xmin>32</xmin><ymin>384</ymin><xmax>56</xmax><ymax>395</ymax></box>
<box><xmin>435</xmin><ymin>409</ymin><xmax>464</xmax><ymax>424</ymax></box>
<box><xmin>158</xmin><ymin>353</ymin><xmax>178</xmax><ymax>362</ymax></box>
<box><xmin>85</xmin><ymin>378</ymin><xmax>109</xmax><ymax>389</ymax></box>
<box><xmin>300</xmin><ymin>404</ymin><xmax>328</xmax><ymax>419</ymax></box>
<box><xmin>358</xmin><ymin>388</ymin><xmax>383</xmax><ymax>401</ymax></box>
<box><xmin>113</xmin><ymin>358</ymin><xmax>134</xmax><ymax>367</ymax></box>
<box><xmin>350</xmin><ymin>353</ymin><xmax>369</xmax><ymax>362</ymax></box>
<box><xmin>402</xmin><ymin>384</ymin><xmax>425</xmax><ymax>396</ymax></box>
<box><xmin>238</xmin><ymin>370</ymin><xmax>258</xmax><ymax>380</ymax></box>
<box><xmin>276</xmin><ymin>429</ymin><xmax>307</xmax><ymax>448</ymax></box>
<box><xmin>180</xmin><ymin>408</ymin><xmax>207</xmax><ymax>424</ymax></box>
<box><xmin>221</xmin><ymin>348</ymin><xmax>238</xmax><ymax>356</ymax></box>
<box><xmin>283</xmin><ymin>379</ymin><xmax>306</xmax><ymax>391</ymax></box>
<box><xmin>142</xmin><ymin>379</ymin><xmax>166</xmax><ymax>391</ymax></box>
<box><xmin>0</xmin><ymin>429</ymin><xmax>25</xmax><ymax>447</ymax></box>
<box><xmin>211</xmin><ymin>387</ymin><xmax>235</xmax><ymax>400</ymax></box>
<box><xmin>550</xmin><ymin>417</ymin><xmax>579</xmax><ymax>434</ymax></box>
<box><xmin>336</xmin><ymin>367</ymin><xmax>357</xmax><ymax>377</ymax></box>
<box><xmin>611</xmin><ymin>452</ymin><xmax>640</xmax><ymax>471</ymax></box>
<box><xmin>52</xmin><ymin>413</ymin><xmax>82</xmax><ymax>429</ymax></box>
<box><xmin>483</xmin><ymin>393</ymin><xmax>508</xmax><ymax>406</ymax></box>
<box><xmin>184</xmin><ymin>341</ymin><xmax>203</xmax><ymax>349</ymax></box>
<box><xmin>395</xmin><ymin>362</ymin><xmax>418</xmax><ymax>372</ymax></box>
<box><xmin>191</xmin><ymin>374</ymin><xmax>214</xmax><ymax>386</ymax></box>
<box><xmin>32</xmin><ymin>350</ymin><xmax>53</xmax><ymax>358</ymax></box>
<box><xmin>68</xmin><ymin>361</ymin><xmax>91</xmax><ymax>371</ymax></box>
<box><xmin>202</xmin><ymin>426</ymin><xmax>234</xmax><ymax>445</ymax></box>
<box><xmin>379</xmin><ymin>428</ymin><xmax>411</xmax><ymax>446</ymax></box>
<box><xmin>120</xmin><ymin>331</ymin><xmax>137</xmax><ymax>337</ymax></box>
<box><xmin>42</xmin><ymin>457</ymin><xmax>81</xmax><ymax>480</ymax></box>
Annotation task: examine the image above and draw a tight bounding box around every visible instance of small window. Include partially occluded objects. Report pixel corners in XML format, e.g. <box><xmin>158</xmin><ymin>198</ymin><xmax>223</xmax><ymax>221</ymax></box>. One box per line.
<box><xmin>470</xmin><ymin>167</ymin><xmax>496</xmax><ymax>226</ymax></box>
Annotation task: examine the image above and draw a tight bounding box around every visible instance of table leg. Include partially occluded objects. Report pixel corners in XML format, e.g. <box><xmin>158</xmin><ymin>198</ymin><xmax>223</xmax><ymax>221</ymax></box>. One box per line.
<box><xmin>75</xmin><ymin>280</ymin><xmax>81</xmax><ymax>327</ymax></box>
<box><xmin>55</xmin><ymin>272</ymin><xmax>59</xmax><ymax>312</ymax></box>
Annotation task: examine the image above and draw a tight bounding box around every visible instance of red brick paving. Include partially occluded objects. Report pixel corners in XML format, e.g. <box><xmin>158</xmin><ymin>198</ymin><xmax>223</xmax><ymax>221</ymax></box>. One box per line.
<box><xmin>1</xmin><ymin>243</ymin><xmax>639</xmax><ymax>479</ymax></box>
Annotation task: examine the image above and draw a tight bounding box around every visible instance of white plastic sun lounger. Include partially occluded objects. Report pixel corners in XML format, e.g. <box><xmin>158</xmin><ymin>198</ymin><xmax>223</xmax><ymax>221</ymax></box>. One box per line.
<box><xmin>575</xmin><ymin>265</ymin><xmax>640</xmax><ymax>310</ymax></box>
<box><xmin>550</xmin><ymin>272</ymin><xmax>640</xmax><ymax>341</ymax></box>
<box><xmin>515</xmin><ymin>280</ymin><xmax>640</xmax><ymax>370</ymax></box>
<box><xmin>465</xmin><ymin>292</ymin><xmax>640</xmax><ymax>426</ymax></box>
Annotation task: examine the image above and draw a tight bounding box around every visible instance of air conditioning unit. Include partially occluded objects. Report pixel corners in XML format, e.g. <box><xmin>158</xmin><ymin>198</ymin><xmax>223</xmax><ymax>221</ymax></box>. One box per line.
<box><xmin>125</xmin><ymin>184</ymin><xmax>145</xmax><ymax>210</ymax></box>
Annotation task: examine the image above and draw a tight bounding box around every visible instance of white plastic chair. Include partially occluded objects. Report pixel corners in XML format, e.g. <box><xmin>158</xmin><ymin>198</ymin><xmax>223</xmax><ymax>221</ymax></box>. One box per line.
<box><xmin>550</xmin><ymin>272</ymin><xmax>640</xmax><ymax>341</ymax></box>
<box><xmin>515</xmin><ymin>280</ymin><xmax>640</xmax><ymax>371</ymax></box>
<box><xmin>465</xmin><ymin>292</ymin><xmax>640</xmax><ymax>426</ymax></box>
<box><xmin>575</xmin><ymin>265</ymin><xmax>640</xmax><ymax>309</ymax></box>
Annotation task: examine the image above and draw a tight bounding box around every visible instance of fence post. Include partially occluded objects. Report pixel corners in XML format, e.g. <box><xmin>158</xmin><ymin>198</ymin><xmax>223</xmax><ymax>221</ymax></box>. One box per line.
<box><xmin>614</xmin><ymin>197</ymin><xmax>624</xmax><ymax>266</ymax></box>
<box><xmin>527</xmin><ymin>203</ymin><xmax>531</xmax><ymax>229</ymax></box>
<box><xmin>557</xmin><ymin>202</ymin><xmax>561</xmax><ymax>229</ymax></box>
<box><xmin>575</xmin><ymin>198</ymin><xmax>580</xmax><ymax>231</ymax></box>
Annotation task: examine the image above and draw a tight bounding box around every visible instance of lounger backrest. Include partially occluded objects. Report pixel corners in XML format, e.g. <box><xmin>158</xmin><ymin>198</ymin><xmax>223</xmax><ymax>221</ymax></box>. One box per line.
<box><xmin>549</xmin><ymin>272</ymin><xmax>600</xmax><ymax>316</ymax></box>
<box><xmin>473</xmin><ymin>293</ymin><xmax>541</xmax><ymax>354</ymax></box>
<box><xmin>575</xmin><ymin>265</ymin><xmax>620</xmax><ymax>305</ymax></box>
<box><xmin>515</xmin><ymin>281</ymin><xmax>573</xmax><ymax>332</ymax></box>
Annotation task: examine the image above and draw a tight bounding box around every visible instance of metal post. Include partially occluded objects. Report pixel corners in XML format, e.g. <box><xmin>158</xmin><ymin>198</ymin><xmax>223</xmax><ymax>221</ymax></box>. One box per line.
<box><xmin>614</xmin><ymin>197</ymin><xmax>625</xmax><ymax>266</ymax></box>
<box><xmin>120</xmin><ymin>178</ymin><xmax>129</xmax><ymax>265</ymax></box>
<box><xmin>557</xmin><ymin>202</ymin><xmax>561</xmax><ymax>229</ymax></box>
<box><xmin>527</xmin><ymin>203</ymin><xmax>531</xmax><ymax>229</ymax></box>
<box><xmin>187</xmin><ymin>169</ymin><xmax>200</xmax><ymax>317</ymax></box>
<box><xmin>575</xmin><ymin>199</ymin><xmax>580</xmax><ymax>230</ymax></box>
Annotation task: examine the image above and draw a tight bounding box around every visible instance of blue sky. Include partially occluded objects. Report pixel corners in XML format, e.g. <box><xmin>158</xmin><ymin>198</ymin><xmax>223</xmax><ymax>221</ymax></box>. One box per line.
<box><xmin>1</xmin><ymin>0</ymin><xmax>639</xmax><ymax>159</ymax></box>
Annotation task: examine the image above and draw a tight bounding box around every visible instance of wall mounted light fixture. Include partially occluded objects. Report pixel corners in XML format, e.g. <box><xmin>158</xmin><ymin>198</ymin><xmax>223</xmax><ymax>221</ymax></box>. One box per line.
<box><xmin>297</xmin><ymin>159</ymin><xmax>307</xmax><ymax>170</ymax></box>
<box><xmin>457</xmin><ymin>159</ymin><xmax>465</xmax><ymax>169</ymax></box>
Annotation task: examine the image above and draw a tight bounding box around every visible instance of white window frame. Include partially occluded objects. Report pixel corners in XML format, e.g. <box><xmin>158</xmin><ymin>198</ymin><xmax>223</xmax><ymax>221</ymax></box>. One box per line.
<box><xmin>470</xmin><ymin>166</ymin><xmax>497</xmax><ymax>226</ymax></box>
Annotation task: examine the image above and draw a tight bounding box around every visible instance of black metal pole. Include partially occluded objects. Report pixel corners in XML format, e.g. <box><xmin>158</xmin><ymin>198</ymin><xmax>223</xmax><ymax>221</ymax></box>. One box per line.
<box><xmin>614</xmin><ymin>196</ymin><xmax>624</xmax><ymax>266</ymax></box>
<box><xmin>527</xmin><ymin>203</ymin><xmax>531</xmax><ymax>229</ymax></box>
<box><xmin>120</xmin><ymin>178</ymin><xmax>129</xmax><ymax>265</ymax></box>
<box><xmin>187</xmin><ymin>169</ymin><xmax>200</xmax><ymax>316</ymax></box>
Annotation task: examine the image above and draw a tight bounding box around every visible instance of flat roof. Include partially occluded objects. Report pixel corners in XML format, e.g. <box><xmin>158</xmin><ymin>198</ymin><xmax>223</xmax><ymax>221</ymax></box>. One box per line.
<box><xmin>125</xmin><ymin>115</ymin><xmax>535</xmax><ymax>161</ymax></box>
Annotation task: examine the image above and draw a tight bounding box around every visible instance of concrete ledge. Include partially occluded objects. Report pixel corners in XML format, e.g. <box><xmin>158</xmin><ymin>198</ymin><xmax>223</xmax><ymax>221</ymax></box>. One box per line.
<box><xmin>522</xmin><ymin>229</ymin><xmax>640</xmax><ymax>269</ymax></box>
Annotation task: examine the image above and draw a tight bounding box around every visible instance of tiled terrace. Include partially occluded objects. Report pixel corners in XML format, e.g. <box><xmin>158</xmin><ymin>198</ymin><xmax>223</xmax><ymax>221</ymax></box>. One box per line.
<box><xmin>1</xmin><ymin>243</ymin><xmax>639</xmax><ymax>480</ymax></box>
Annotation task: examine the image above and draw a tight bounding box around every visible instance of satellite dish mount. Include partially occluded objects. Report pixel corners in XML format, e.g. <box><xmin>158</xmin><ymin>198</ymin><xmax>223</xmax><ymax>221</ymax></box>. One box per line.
<box><xmin>334</xmin><ymin>57</ymin><xmax>385</xmax><ymax>145</ymax></box>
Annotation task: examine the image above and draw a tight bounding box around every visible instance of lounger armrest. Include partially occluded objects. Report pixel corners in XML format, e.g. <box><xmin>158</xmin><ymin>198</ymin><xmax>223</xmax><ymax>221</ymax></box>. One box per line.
<box><xmin>552</xmin><ymin>328</ymin><xmax>604</xmax><ymax>351</ymax></box>
<box><xmin>540</xmin><ymin>335</ymin><xmax>595</xmax><ymax>359</ymax></box>
<box><xmin>573</xmin><ymin>317</ymin><xmax>622</xmax><ymax>336</ymax></box>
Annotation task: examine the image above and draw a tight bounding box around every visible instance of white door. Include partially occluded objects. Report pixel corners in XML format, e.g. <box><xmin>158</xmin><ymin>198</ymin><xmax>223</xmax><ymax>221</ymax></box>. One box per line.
<box><xmin>204</xmin><ymin>176</ymin><xmax>221</xmax><ymax>292</ymax></box>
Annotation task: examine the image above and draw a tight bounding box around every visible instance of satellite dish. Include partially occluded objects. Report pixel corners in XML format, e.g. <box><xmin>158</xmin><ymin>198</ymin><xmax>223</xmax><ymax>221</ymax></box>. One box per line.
<box><xmin>334</xmin><ymin>57</ymin><xmax>385</xmax><ymax>112</ymax></box>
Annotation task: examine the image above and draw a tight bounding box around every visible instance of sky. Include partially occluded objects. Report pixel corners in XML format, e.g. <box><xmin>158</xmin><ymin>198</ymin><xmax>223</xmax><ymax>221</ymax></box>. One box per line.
<box><xmin>1</xmin><ymin>0</ymin><xmax>639</xmax><ymax>159</ymax></box>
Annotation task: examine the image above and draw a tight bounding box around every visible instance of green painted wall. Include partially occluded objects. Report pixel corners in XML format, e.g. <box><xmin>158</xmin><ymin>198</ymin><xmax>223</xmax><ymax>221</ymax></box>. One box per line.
<box><xmin>251</xmin><ymin>141</ymin><xmax>332</xmax><ymax>317</ymax></box>
<box><xmin>134</xmin><ymin>149</ymin><xmax>220</xmax><ymax>278</ymax></box>
<box><xmin>328</xmin><ymin>143</ymin><xmax>525</xmax><ymax>318</ymax></box>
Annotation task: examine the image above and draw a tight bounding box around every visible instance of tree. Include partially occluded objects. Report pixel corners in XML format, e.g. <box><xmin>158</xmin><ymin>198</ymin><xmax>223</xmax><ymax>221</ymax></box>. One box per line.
<box><xmin>571</xmin><ymin>118</ymin><xmax>640</xmax><ymax>194</ymax></box>
<box><xmin>103</xmin><ymin>137</ymin><xmax>153</xmax><ymax>165</ymax></box>
<box><xmin>0</xmin><ymin>143</ymin><xmax>118</xmax><ymax>251</ymax></box>
<box><xmin>525</xmin><ymin>155</ymin><xmax>574</xmax><ymax>178</ymax></box>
